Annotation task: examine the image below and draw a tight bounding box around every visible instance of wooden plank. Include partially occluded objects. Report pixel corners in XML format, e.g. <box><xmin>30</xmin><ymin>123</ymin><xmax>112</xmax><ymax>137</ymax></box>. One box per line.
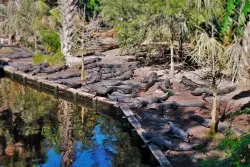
<box><xmin>128</xmin><ymin>117</ymin><xmax>172</xmax><ymax>167</ymax></box>
<box><xmin>149</xmin><ymin>144</ymin><xmax>173</xmax><ymax>167</ymax></box>
<box><xmin>123</xmin><ymin>108</ymin><xmax>172</xmax><ymax>167</ymax></box>
<box><xmin>127</xmin><ymin>116</ymin><xmax>141</xmax><ymax>129</ymax></box>
<box><xmin>120</xmin><ymin>105</ymin><xmax>135</xmax><ymax>117</ymax></box>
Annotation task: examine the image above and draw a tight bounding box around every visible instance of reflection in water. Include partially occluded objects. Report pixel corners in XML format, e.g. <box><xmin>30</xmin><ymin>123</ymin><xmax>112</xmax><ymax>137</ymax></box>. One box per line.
<box><xmin>0</xmin><ymin>79</ymin><xmax>145</xmax><ymax>167</ymax></box>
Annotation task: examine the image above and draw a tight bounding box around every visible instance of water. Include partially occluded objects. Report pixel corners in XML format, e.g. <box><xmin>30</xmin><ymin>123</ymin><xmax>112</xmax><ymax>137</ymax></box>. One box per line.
<box><xmin>0</xmin><ymin>79</ymin><xmax>144</xmax><ymax>167</ymax></box>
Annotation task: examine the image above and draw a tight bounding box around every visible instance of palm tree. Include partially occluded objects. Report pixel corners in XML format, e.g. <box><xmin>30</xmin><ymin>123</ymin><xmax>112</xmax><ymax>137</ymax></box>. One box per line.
<box><xmin>59</xmin><ymin>0</ymin><xmax>78</xmax><ymax>66</ymax></box>
<box><xmin>190</xmin><ymin>31</ymin><xmax>225</xmax><ymax>133</ymax></box>
<box><xmin>225</xmin><ymin>21</ymin><xmax>250</xmax><ymax>83</ymax></box>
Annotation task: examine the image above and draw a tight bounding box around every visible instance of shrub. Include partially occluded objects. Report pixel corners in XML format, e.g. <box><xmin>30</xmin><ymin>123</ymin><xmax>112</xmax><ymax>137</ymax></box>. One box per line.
<box><xmin>39</xmin><ymin>29</ymin><xmax>61</xmax><ymax>53</ymax></box>
<box><xmin>198</xmin><ymin>132</ymin><xmax>250</xmax><ymax>167</ymax></box>
<box><xmin>33</xmin><ymin>51</ymin><xmax>65</xmax><ymax>66</ymax></box>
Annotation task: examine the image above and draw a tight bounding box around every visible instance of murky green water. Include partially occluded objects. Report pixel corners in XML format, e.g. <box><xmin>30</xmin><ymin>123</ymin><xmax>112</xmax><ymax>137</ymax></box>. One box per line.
<box><xmin>0</xmin><ymin>79</ymin><xmax>144</xmax><ymax>167</ymax></box>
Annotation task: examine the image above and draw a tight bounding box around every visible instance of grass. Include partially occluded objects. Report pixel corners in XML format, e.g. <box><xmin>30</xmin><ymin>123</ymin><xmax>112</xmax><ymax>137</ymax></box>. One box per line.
<box><xmin>33</xmin><ymin>51</ymin><xmax>65</xmax><ymax>66</ymax></box>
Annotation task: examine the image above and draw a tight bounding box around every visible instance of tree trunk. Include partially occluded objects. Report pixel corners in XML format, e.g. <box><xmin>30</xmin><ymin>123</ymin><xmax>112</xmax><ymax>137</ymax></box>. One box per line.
<box><xmin>34</xmin><ymin>35</ymin><xmax>37</xmax><ymax>52</ymax></box>
<box><xmin>210</xmin><ymin>87</ymin><xmax>217</xmax><ymax>133</ymax></box>
<box><xmin>170</xmin><ymin>39</ymin><xmax>175</xmax><ymax>76</ymax></box>
<box><xmin>81</xmin><ymin>54</ymin><xmax>86</xmax><ymax>80</ymax></box>
<box><xmin>60</xmin><ymin>0</ymin><xmax>78</xmax><ymax>67</ymax></box>
<box><xmin>59</xmin><ymin>100</ymin><xmax>74</xmax><ymax>167</ymax></box>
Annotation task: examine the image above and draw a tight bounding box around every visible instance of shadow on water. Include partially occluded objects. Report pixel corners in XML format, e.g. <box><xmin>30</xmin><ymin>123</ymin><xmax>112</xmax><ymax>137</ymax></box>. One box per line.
<box><xmin>0</xmin><ymin>78</ymin><xmax>145</xmax><ymax>167</ymax></box>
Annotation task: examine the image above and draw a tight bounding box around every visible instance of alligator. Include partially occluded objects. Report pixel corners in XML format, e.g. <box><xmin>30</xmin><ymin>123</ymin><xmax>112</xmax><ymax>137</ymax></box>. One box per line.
<box><xmin>110</xmin><ymin>91</ymin><xmax>138</xmax><ymax>98</ymax></box>
<box><xmin>91</xmin><ymin>83</ymin><xmax>140</xmax><ymax>97</ymax></box>
<box><xmin>148</xmin><ymin>101</ymin><xmax>179</xmax><ymax>111</ymax></box>
<box><xmin>99</xmin><ymin>68</ymin><xmax>116</xmax><ymax>74</ymax></box>
<box><xmin>87</xmin><ymin>73</ymin><xmax>102</xmax><ymax>84</ymax></box>
<box><xmin>138</xmin><ymin>112</ymin><xmax>168</xmax><ymax>125</ymax></box>
<box><xmin>100</xmin><ymin>69</ymin><xmax>125</xmax><ymax>80</ymax></box>
<box><xmin>107</xmin><ymin>90</ymin><xmax>141</xmax><ymax>102</ymax></box>
<box><xmin>41</xmin><ymin>65</ymin><xmax>67</xmax><ymax>74</ymax></box>
<box><xmin>139</xmin><ymin>72</ymin><xmax>158</xmax><ymax>91</ymax></box>
<box><xmin>135</xmin><ymin>93</ymin><xmax>171</xmax><ymax>105</ymax></box>
<box><xmin>110</xmin><ymin>84</ymin><xmax>141</xmax><ymax>94</ymax></box>
<box><xmin>110</xmin><ymin>70</ymin><xmax>133</xmax><ymax>81</ymax></box>
<box><xmin>111</xmin><ymin>69</ymin><xmax>125</xmax><ymax>78</ymax></box>
<box><xmin>180</xmin><ymin>76</ymin><xmax>205</xmax><ymax>90</ymax></box>
<box><xmin>29</xmin><ymin>64</ymin><xmax>67</xmax><ymax>75</ymax></box>
<box><xmin>85</xmin><ymin>63</ymin><xmax>98</xmax><ymax>69</ymax></box>
<box><xmin>99</xmin><ymin>80</ymin><xmax>122</xmax><ymax>86</ymax></box>
<box><xmin>191</xmin><ymin>86</ymin><xmax>237</xmax><ymax>96</ymax></box>
<box><xmin>48</xmin><ymin>73</ymin><xmax>81</xmax><ymax>80</ymax></box>
<box><xmin>157</xmin><ymin>78</ymin><xmax>173</xmax><ymax>93</ymax></box>
<box><xmin>167</xmin><ymin>122</ymin><xmax>190</xmax><ymax>142</ymax></box>
<box><xmin>148</xmin><ymin>101</ymin><xmax>205</xmax><ymax>112</ymax></box>
<box><xmin>55</xmin><ymin>80</ymin><xmax>82</xmax><ymax>89</ymax></box>
<box><xmin>95</xmin><ymin>86</ymin><xmax>116</xmax><ymax>96</ymax></box>
<box><xmin>2</xmin><ymin>52</ymin><xmax>32</xmax><ymax>59</ymax></box>
<box><xmin>29</xmin><ymin>63</ymin><xmax>49</xmax><ymax>74</ymax></box>
<box><xmin>142</xmin><ymin>132</ymin><xmax>207</xmax><ymax>151</ymax></box>
<box><xmin>107</xmin><ymin>94</ymin><xmax>134</xmax><ymax>103</ymax></box>
<box><xmin>8</xmin><ymin>62</ymin><xmax>34</xmax><ymax>72</ymax></box>
<box><xmin>128</xmin><ymin>93</ymin><xmax>171</xmax><ymax>108</ymax></box>
<box><xmin>98</xmin><ymin>64</ymin><xmax>123</xmax><ymax>69</ymax></box>
<box><xmin>189</xmin><ymin>115</ymin><xmax>243</xmax><ymax>135</ymax></box>
<box><xmin>101</xmin><ymin>73</ymin><xmax>114</xmax><ymax>80</ymax></box>
<box><xmin>84</xmin><ymin>57</ymin><xmax>102</xmax><ymax>65</ymax></box>
<box><xmin>141</xmin><ymin>72</ymin><xmax>157</xmax><ymax>83</ymax></box>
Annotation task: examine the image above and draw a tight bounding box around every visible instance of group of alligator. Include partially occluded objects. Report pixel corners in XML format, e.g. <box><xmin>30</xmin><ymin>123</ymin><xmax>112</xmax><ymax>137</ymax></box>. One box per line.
<box><xmin>0</xmin><ymin>47</ymin><xmax>240</xmax><ymax>153</ymax></box>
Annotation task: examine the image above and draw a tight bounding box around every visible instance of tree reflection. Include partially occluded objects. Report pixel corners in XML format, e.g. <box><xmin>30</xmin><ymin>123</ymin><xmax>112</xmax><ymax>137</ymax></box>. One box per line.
<box><xmin>0</xmin><ymin>78</ymin><xmax>146</xmax><ymax>167</ymax></box>
<box><xmin>58</xmin><ymin>100</ymin><xmax>74</xmax><ymax>167</ymax></box>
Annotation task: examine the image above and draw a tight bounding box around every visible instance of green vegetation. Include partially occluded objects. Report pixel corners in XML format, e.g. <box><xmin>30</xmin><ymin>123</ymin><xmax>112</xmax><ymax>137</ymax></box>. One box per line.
<box><xmin>33</xmin><ymin>51</ymin><xmax>65</xmax><ymax>66</ymax></box>
<box><xmin>78</xmin><ymin>0</ymin><xmax>101</xmax><ymax>20</ymax></box>
<box><xmin>33</xmin><ymin>29</ymin><xmax>65</xmax><ymax>66</ymax></box>
<box><xmin>220</xmin><ymin>0</ymin><xmax>250</xmax><ymax>44</ymax></box>
<box><xmin>39</xmin><ymin>29</ymin><xmax>61</xmax><ymax>53</ymax></box>
<box><xmin>199</xmin><ymin>132</ymin><xmax>250</xmax><ymax>167</ymax></box>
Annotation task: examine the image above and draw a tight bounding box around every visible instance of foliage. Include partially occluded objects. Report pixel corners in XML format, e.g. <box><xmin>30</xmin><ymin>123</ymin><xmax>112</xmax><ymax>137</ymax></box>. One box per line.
<box><xmin>220</xmin><ymin>0</ymin><xmax>250</xmax><ymax>44</ymax></box>
<box><xmin>190</xmin><ymin>31</ymin><xmax>227</xmax><ymax>132</ymax></box>
<box><xmin>232</xmin><ymin>107</ymin><xmax>250</xmax><ymax>119</ymax></box>
<box><xmin>101</xmin><ymin>0</ymin><xmax>151</xmax><ymax>49</ymax></box>
<box><xmin>12</xmin><ymin>88</ymin><xmax>56</xmax><ymax>124</ymax></box>
<box><xmin>42</xmin><ymin>124</ymin><xmax>60</xmax><ymax>144</ymax></box>
<box><xmin>198</xmin><ymin>132</ymin><xmax>250</xmax><ymax>167</ymax></box>
<box><xmin>5</xmin><ymin>0</ymin><xmax>49</xmax><ymax>37</ymax></box>
<box><xmin>190</xmin><ymin>32</ymin><xmax>226</xmax><ymax>76</ymax></box>
<box><xmin>48</xmin><ymin>7</ymin><xmax>62</xmax><ymax>25</ymax></box>
<box><xmin>39</xmin><ymin>29</ymin><xmax>61</xmax><ymax>52</ymax></box>
<box><xmin>78</xmin><ymin>0</ymin><xmax>101</xmax><ymax>20</ymax></box>
<box><xmin>101</xmin><ymin>0</ymin><xmax>226</xmax><ymax>50</ymax></box>
<box><xmin>33</xmin><ymin>51</ymin><xmax>65</xmax><ymax>66</ymax></box>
